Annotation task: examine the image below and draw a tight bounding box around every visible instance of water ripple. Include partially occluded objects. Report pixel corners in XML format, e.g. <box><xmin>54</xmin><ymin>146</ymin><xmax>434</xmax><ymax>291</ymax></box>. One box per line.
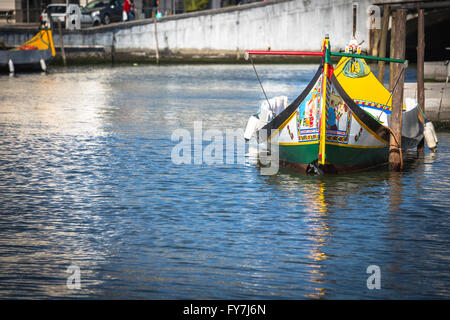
<box><xmin>0</xmin><ymin>65</ymin><xmax>448</xmax><ymax>299</ymax></box>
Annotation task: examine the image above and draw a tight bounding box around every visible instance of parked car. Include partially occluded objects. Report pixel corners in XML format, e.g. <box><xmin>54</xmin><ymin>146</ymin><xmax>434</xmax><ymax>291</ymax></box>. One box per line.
<box><xmin>41</xmin><ymin>3</ymin><xmax>101</xmax><ymax>28</ymax></box>
<box><xmin>84</xmin><ymin>0</ymin><xmax>124</xmax><ymax>25</ymax></box>
<box><xmin>80</xmin><ymin>7</ymin><xmax>101</xmax><ymax>27</ymax></box>
<box><xmin>40</xmin><ymin>3</ymin><xmax>68</xmax><ymax>26</ymax></box>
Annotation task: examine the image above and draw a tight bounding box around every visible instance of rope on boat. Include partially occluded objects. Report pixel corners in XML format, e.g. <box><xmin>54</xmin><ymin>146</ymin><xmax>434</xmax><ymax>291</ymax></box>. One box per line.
<box><xmin>249</xmin><ymin>54</ymin><xmax>273</xmax><ymax>111</ymax></box>
<box><xmin>385</xmin><ymin>63</ymin><xmax>407</xmax><ymax>107</ymax></box>
<box><xmin>378</xmin><ymin>63</ymin><xmax>407</xmax><ymax>122</ymax></box>
<box><xmin>343</xmin><ymin>58</ymin><xmax>369</xmax><ymax>78</ymax></box>
<box><xmin>385</xmin><ymin>125</ymin><xmax>403</xmax><ymax>169</ymax></box>
<box><xmin>332</xmin><ymin>59</ymin><xmax>349</xmax><ymax>79</ymax></box>
<box><xmin>416</xmin><ymin>102</ymin><xmax>428</xmax><ymax>122</ymax></box>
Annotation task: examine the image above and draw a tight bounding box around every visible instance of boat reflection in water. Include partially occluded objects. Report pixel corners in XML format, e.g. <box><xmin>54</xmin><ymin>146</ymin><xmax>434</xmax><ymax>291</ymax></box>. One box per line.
<box><xmin>302</xmin><ymin>182</ymin><xmax>331</xmax><ymax>299</ymax></box>
<box><xmin>263</xmin><ymin>174</ymin><xmax>334</xmax><ymax>298</ymax></box>
<box><xmin>263</xmin><ymin>149</ymin><xmax>430</xmax><ymax>298</ymax></box>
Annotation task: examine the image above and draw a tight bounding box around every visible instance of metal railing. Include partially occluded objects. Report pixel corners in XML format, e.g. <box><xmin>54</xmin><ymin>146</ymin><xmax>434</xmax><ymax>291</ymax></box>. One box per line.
<box><xmin>142</xmin><ymin>0</ymin><xmax>266</xmax><ymax>19</ymax></box>
<box><xmin>0</xmin><ymin>9</ymin><xmax>14</xmax><ymax>23</ymax></box>
<box><xmin>0</xmin><ymin>8</ymin><xmax>42</xmax><ymax>24</ymax></box>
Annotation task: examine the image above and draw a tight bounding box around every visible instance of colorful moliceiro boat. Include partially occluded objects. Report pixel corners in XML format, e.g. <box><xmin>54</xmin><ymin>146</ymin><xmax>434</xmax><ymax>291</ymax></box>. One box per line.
<box><xmin>0</xmin><ymin>28</ymin><xmax>55</xmax><ymax>73</ymax></box>
<box><xmin>244</xmin><ymin>36</ymin><xmax>425</xmax><ymax>174</ymax></box>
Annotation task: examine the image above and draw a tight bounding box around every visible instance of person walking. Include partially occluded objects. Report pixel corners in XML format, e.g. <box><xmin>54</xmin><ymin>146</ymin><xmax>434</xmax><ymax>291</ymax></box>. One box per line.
<box><xmin>130</xmin><ymin>0</ymin><xmax>136</xmax><ymax>20</ymax></box>
<box><xmin>122</xmin><ymin>0</ymin><xmax>131</xmax><ymax>22</ymax></box>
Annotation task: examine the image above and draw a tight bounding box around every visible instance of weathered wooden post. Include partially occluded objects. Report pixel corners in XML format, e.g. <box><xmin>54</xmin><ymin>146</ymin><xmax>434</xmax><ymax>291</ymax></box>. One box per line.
<box><xmin>389</xmin><ymin>8</ymin><xmax>407</xmax><ymax>171</ymax></box>
<box><xmin>57</xmin><ymin>20</ymin><xmax>67</xmax><ymax>66</ymax></box>
<box><xmin>111</xmin><ymin>32</ymin><xmax>116</xmax><ymax>64</ymax></box>
<box><xmin>417</xmin><ymin>5</ymin><xmax>425</xmax><ymax>152</ymax></box>
<box><xmin>368</xmin><ymin>6</ymin><xmax>380</xmax><ymax>57</ymax></box>
<box><xmin>389</xmin><ymin>13</ymin><xmax>396</xmax><ymax>90</ymax></box>
<box><xmin>153</xmin><ymin>17</ymin><xmax>160</xmax><ymax>64</ymax></box>
<box><xmin>377</xmin><ymin>5</ymin><xmax>390</xmax><ymax>84</ymax></box>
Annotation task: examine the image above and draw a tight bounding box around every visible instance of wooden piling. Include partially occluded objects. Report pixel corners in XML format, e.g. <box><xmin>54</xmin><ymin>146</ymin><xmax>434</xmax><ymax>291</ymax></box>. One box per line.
<box><xmin>417</xmin><ymin>6</ymin><xmax>425</xmax><ymax>152</ymax></box>
<box><xmin>389</xmin><ymin>13</ymin><xmax>396</xmax><ymax>90</ymax></box>
<box><xmin>111</xmin><ymin>32</ymin><xmax>116</xmax><ymax>64</ymax></box>
<box><xmin>368</xmin><ymin>7</ymin><xmax>380</xmax><ymax>57</ymax></box>
<box><xmin>57</xmin><ymin>20</ymin><xmax>66</xmax><ymax>66</ymax></box>
<box><xmin>370</xmin><ymin>29</ymin><xmax>380</xmax><ymax>57</ymax></box>
<box><xmin>154</xmin><ymin>17</ymin><xmax>160</xmax><ymax>64</ymax></box>
<box><xmin>377</xmin><ymin>5</ymin><xmax>390</xmax><ymax>84</ymax></box>
<box><xmin>389</xmin><ymin>9</ymin><xmax>407</xmax><ymax>171</ymax></box>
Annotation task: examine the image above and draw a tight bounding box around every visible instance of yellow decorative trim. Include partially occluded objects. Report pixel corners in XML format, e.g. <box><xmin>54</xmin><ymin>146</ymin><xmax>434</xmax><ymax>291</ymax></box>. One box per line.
<box><xmin>318</xmin><ymin>49</ymin><xmax>328</xmax><ymax>165</ymax></box>
<box><xmin>279</xmin><ymin>141</ymin><xmax>319</xmax><ymax>146</ymax></box>
<box><xmin>279</xmin><ymin>141</ymin><xmax>385</xmax><ymax>148</ymax></box>
<box><xmin>326</xmin><ymin>142</ymin><xmax>387</xmax><ymax>149</ymax></box>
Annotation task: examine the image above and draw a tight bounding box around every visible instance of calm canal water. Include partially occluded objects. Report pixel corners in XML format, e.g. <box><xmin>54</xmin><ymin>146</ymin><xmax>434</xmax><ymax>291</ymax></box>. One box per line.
<box><xmin>0</xmin><ymin>64</ymin><xmax>448</xmax><ymax>299</ymax></box>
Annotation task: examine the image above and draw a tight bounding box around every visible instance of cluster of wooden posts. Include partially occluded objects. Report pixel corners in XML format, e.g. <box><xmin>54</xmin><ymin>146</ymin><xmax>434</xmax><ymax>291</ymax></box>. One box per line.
<box><xmin>369</xmin><ymin>2</ymin><xmax>427</xmax><ymax>170</ymax></box>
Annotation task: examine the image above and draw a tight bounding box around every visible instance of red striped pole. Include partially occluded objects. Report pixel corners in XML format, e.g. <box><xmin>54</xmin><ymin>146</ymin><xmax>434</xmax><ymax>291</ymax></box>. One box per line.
<box><xmin>245</xmin><ymin>50</ymin><xmax>323</xmax><ymax>56</ymax></box>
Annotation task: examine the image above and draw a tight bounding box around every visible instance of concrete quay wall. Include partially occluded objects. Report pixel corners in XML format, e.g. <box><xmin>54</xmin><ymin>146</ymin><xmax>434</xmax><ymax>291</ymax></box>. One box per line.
<box><xmin>0</xmin><ymin>0</ymin><xmax>372</xmax><ymax>61</ymax></box>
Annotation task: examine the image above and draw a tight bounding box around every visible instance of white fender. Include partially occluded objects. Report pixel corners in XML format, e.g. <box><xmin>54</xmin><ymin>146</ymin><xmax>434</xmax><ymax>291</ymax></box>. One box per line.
<box><xmin>244</xmin><ymin>115</ymin><xmax>259</xmax><ymax>141</ymax></box>
<box><xmin>40</xmin><ymin>58</ymin><xmax>47</xmax><ymax>72</ymax></box>
<box><xmin>8</xmin><ymin>59</ymin><xmax>14</xmax><ymax>74</ymax></box>
<box><xmin>424</xmin><ymin>121</ymin><xmax>438</xmax><ymax>152</ymax></box>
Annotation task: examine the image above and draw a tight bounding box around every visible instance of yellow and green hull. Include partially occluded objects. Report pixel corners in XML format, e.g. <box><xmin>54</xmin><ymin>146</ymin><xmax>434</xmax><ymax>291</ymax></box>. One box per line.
<box><xmin>260</xmin><ymin>57</ymin><xmax>397</xmax><ymax>174</ymax></box>
<box><xmin>279</xmin><ymin>142</ymin><xmax>389</xmax><ymax>173</ymax></box>
<box><xmin>250</xmin><ymin>39</ymin><xmax>423</xmax><ymax>174</ymax></box>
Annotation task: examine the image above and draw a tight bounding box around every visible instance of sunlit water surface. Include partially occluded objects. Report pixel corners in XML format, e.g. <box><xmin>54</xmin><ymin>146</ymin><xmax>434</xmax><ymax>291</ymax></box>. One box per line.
<box><xmin>0</xmin><ymin>64</ymin><xmax>448</xmax><ymax>299</ymax></box>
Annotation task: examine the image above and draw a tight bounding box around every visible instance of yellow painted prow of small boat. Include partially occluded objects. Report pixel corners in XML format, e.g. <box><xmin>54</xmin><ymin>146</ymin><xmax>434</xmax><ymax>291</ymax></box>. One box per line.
<box><xmin>334</xmin><ymin>57</ymin><xmax>393</xmax><ymax>110</ymax></box>
<box><xmin>11</xmin><ymin>29</ymin><xmax>55</xmax><ymax>57</ymax></box>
